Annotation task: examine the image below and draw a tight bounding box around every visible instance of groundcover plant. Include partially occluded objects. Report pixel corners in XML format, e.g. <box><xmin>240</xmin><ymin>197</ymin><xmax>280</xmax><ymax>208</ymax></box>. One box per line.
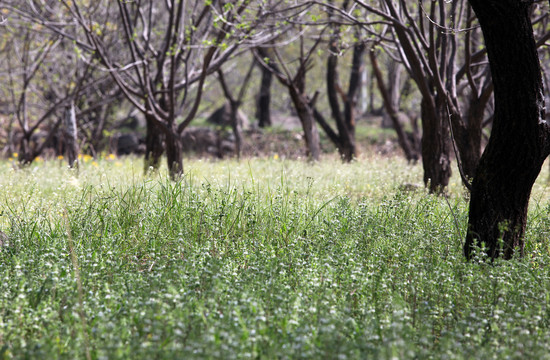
<box><xmin>1</xmin><ymin>156</ymin><xmax>550</xmax><ymax>359</ymax></box>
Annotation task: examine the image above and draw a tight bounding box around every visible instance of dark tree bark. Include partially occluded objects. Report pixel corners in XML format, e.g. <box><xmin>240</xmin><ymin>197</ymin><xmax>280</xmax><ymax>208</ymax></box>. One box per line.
<box><xmin>370</xmin><ymin>49</ymin><xmax>420</xmax><ymax>162</ymax></box>
<box><xmin>165</xmin><ymin>128</ymin><xmax>183</xmax><ymax>181</ymax></box>
<box><xmin>452</xmin><ymin>82</ymin><xmax>492</xmax><ymax>180</ymax></box>
<box><xmin>144</xmin><ymin>114</ymin><xmax>164</xmax><ymax>172</ymax></box>
<box><xmin>318</xmin><ymin>3</ymin><xmax>363</xmax><ymax>162</ymax></box>
<box><xmin>255</xmin><ymin>45</ymin><xmax>322</xmax><ymax>161</ymax></box>
<box><xmin>325</xmin><ymin>37</ymin><xmax>358</xmax><ymax>160</ymax></box>
<box><xmin>420</xmin><ymin>98</ymin><xmax>452</xmax><ymax>193</ymax></box>
<box><xmin>256</xmin><ymin>60</ymin><xmax>273</xmax><ymax>128</ymax></box>
<box><xmin>216</xmin><ymin>63</ymin><xmax>254</xmax><ymax>159</ymax></box>
<box><xmin>288</xmin><ymin>85</ymin><xmax>321</xmax><ymax>160</ymax></box>
<box><xmin>464</xmin><ymin>0</ymin><xmax>550</xmax><ymax>260</ymax></box>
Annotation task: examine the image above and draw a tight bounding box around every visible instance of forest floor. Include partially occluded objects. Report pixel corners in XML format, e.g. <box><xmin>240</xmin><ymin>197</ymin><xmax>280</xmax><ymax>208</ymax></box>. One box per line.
<box><xmin>190</xmin><ymin>114</ymin><xmax>402</xmax><ymax>160</ymax></box>
<box><xmin>1</xmin><ymin>156</ymin><xmax>550</xmax><ymax>358</ymax></box>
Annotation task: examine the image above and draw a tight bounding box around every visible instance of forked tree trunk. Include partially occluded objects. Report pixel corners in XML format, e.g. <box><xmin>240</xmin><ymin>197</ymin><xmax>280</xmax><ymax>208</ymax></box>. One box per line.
<box><xmin>464</xmin><ymin>0</ymin><xmax>550</xmax><ymax>260</ymax></box>
<box><xmin>450</xmin><ymin>73</ymin><xmax>493</xmax><ymax>182</ymax></box>
<box><xmin>324</xmin><ymin>31</ymin><xmax>363</xmax><ymax>162</ymax></box>
<box><xmin>370</xmin><ymin>50</ymin><xmax>420</xmax><ymax>162</ymax></box>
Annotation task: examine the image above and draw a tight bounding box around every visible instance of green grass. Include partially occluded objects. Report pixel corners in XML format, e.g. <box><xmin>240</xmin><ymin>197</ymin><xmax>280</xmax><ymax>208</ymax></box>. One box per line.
<box><xmin>1</xmin><ymin>156</ymin><xmax>550</xmax><ymax>359</ymax></box>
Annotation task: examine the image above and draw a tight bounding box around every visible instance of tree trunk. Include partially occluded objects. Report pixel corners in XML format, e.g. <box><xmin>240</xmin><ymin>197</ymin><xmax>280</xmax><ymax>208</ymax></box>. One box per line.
<box><xmin>288</xmin><ymin>86</ymin><xmax>321</xmax><ymax>161</ymax></box>
<box><xmin>89</xmin><ymin>104</ymin><xmax>110</xmax><ymax>156</ymax></box>
<box><xmin>451</xmin><ymin>75</ymin><xmax>493</xmax><ymax>182</ymax></box>
<box><xmin>452</xmin><ymin>94</ymin><xmax>485</xmax><ymax>180</ymax></box>
<box><xmin>341</xmin><ymin>41</ymin><xmax>365</xmax><ymax>161</ymax></box>
<box><xmin>64</xmin><ymin>102</ymin><xmax>79</xmax><ymax>168</ymax></box>
<box><xmin>464</xmin><ymin>0</ymin><xmax>550</xmax><ymax>260</ymax></box>
<box><xmin>229</xmin><ymin>101</ymin><xmax>243</xmax><ymax>159</ymax></box>
<box><xmin>256</xmin><ymin>63</ymin><xmax>272</xmax><ymax>128</ymax></box>
<box><xmin>420</xmin><ymin>98</ymin><xmax>452</xmax><ymax>193</ymax></box>
<box><xmin>19</xmin><ymin>134</ymin><xmax>33</xmax><ymax>165</ymax></box>
<box><xmin>321</xmin><ymin>34</ymin><xmax>363</xmax><ymax>162</ymax></box>
<box><xmin>144</xmin><ymin>115</ymin><xmax>164</xmax><ymax>172</ymax></box>
<box><xmin>370</xmin><ymin>50</ymin><xmax>420</xmax><ymax>162</ymax></box>
<box><xmin>165</xmin><ymin>129</ymin><xmax>183</xmax><ymax>180</ymax></box>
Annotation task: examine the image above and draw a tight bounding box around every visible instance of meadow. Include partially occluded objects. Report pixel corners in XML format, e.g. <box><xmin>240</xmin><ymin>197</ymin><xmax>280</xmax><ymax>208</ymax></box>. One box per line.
<box><xmin>1</xmin><ymin>155</ymin><xmax>550</xmax><ymax>359</ymax></box>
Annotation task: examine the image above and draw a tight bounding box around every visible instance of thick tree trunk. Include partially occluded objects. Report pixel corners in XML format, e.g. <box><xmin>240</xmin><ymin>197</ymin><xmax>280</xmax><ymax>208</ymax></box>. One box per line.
<box><xmin>464</xmin><ymin>0</ymin><xmax>550</xmax><ymax>260</ymax></box>
<box><xmin>452</xmin><ymin>94</ymin><xmax>485</xmax><ymax>180</ymax></box>
<box><xmin>165</xmin><ymin>129</ymin><xmax>183</xmax><ymax>180</ymax></box>
<box><xmin>420</xmin><ymin>98</ymin><xmax>452</xmax><ymax>193</ymax></box>
<box><xmin>19</xmin><ymin>134</ymin><xmax>33</xmax><ymax>165</ymax></box>
<box><xmin>256</xmin><ymin>64</ymin><xmax>272</xmax><ymax>128</ymax></box>
<box><xmin>144</xmin><ymin>115</ymin><xmax>164</xmax><ymax>172</ymax></box>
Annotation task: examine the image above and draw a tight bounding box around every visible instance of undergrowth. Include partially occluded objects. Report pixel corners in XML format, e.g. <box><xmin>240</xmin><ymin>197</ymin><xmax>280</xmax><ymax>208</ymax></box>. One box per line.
<box><xmin>1</xmin><ymin>156</ymin><xmax>550</xmax><ymax>359</ymax></box>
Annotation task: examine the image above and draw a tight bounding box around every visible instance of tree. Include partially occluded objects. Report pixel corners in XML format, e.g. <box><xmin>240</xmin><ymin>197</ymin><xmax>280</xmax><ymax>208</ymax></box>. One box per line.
<box><xmin>254</xmin><ymin>2</ymin><xmax>367</xmax><ymax>162</ymax></box>
<box><xmin>216</xmin><ymin>58</ymin><xmax>255</xmax><ymax>159</ymax></box>
<box><xmin>0</xmin><ymin>3</ymin><xmax>119</xmax><ymax>165</ymax></box>
<box><xmin>255</xmin><ymin>53</ymin><xmax>274</xmax><ymax>128</ymax></box>
<box><xmin>353</xmin><ymin>0</ymin><xmax>496</xmax><ymax>191</ymax></box>
<box><xmin>255</xmin><ymin>35</ymin><xmax>323</xmax><ymax>161</ymax></box>
<box><xmin>311</xmin><ymin>1</ymin><xmax>365</xmax><ymax>162</ymax></box>
<box><xmin>369</xmin><ymin>47</ymin><xmax>420</xmax><ymax>162</ymax></box>
<box><xmin>53</xmin><ymin>0</ymin><xmax>270</xmax><ymax>179</ymax></box>
<box><xmin>464</xmin><ymin>0</ymin><xmax>550</xmax><ymax>260</ymax></box>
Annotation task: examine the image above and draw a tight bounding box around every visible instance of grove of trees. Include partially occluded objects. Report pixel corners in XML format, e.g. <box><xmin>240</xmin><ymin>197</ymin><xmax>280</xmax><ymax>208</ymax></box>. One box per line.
<box><xmin>1</xmin><ymin>0</ymin><xmax>549</xmax><ymax>260</ymax></box>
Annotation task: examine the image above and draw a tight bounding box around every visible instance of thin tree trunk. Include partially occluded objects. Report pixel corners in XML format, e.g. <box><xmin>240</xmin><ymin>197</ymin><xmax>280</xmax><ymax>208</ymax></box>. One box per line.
<box><xmin>464</xmin><ymin>0</ymin><xmax>550</xmax><ymax>260</ymax></box>
<box><xmin>64</xmin><ymin>102</ymin><xmax>79</xmax><ymax>168</ymax></box>
<box><xmin>341</xmin><ymin>41</ymin><xmax>365</xmax><ymax>161</ymax></box>
<box><xmin>229</xmin><ymin>102</ymin><xmax>243</xmax><ymax>159</ymax></box>
<box><xmin>323</xmin><ymin>27</ymin><xmax>363</xmax><ymax>162</ymax></box>
<box><xmin>288</xmin><ymin>86</ymin><xmax>321</xmax><ymax>161</ymax></box>
<box><xmin>89</xmin><ymin>104</ymin><xmax>110</xmax><ymax>156</ymax></box>
<box><xmin>371</xmin><ymin>50</ymin><xmax>419</xmax><ymax>162</ymax></box>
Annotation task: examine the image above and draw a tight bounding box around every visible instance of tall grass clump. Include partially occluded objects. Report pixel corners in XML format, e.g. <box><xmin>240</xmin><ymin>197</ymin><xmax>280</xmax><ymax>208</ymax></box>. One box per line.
<box><xmin>1</xmin><ymin>156</ymin><xmax>550</xmax><ymax>359</ymax></box>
